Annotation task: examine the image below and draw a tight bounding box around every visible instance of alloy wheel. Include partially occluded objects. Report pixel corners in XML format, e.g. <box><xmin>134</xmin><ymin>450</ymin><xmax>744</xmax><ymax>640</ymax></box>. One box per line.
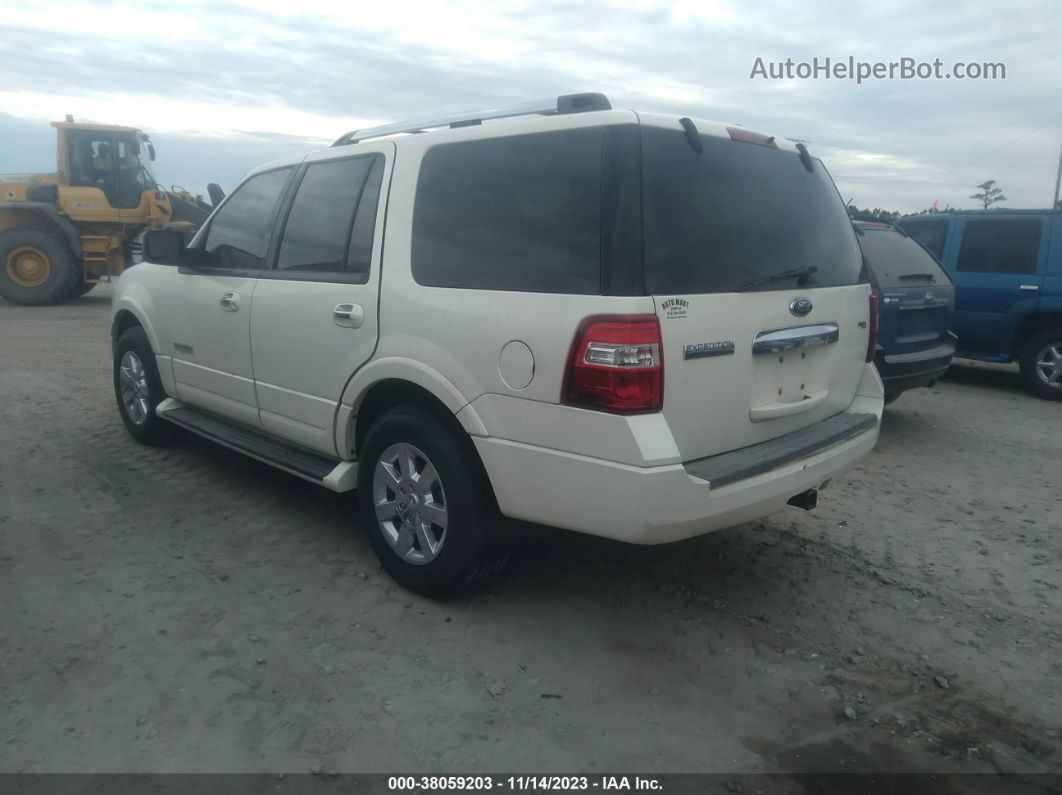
<box><xmin>118</xmin><ymin>351</ymin><xmax>150</xmax><ymax>425</ymax></box>
<box><xmin>372</xmin><ymin>442</ymin><xmax>448</xmax><ymax>565</ymax></box>
<box><xmin>1034</xmin><ymin>342</ymin><xmax>1062</xmax><ymax>389</ymax></box>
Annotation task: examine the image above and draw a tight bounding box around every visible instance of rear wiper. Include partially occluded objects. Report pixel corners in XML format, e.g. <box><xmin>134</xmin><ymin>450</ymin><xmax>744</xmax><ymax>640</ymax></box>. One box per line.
<box><xmin>898</xmin><ymin>273</ymin><xmax>936</xmax><ymax>282</ymax></box>
<box><xmin>737</xmin><ymin>265</ymin><xmax>818</xmax><ymax>291</ymax></box>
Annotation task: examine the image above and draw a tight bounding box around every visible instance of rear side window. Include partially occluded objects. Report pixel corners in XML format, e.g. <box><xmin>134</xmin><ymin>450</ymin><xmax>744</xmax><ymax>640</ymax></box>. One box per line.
<box><xmin>641</xmin><ymin>129</ymin><xmax>863</xmax><ymax>294</ymax></box>
<box><xmin>275</xmin><ymin>155</ymin><xmax>384</xmax><ymax>281</ymax></box>
<box><xmin>857</xmin><ymin>229</ymin><xmax>952</xmax><ymax>288</ymax></box>
<box><xmin>899</xmin><ymin>219</ymin><xmax>949</xmax><ymax>260</ymax></box>
<box><xmin>412</xmin><ymin>129</ymin><xmax>602</xmax><ymax>294</ymax></box>
<box><xmin>203</xmin><ymin>168</ymin><xmax>291</xmax><ymax>270</ymax></box>
<box><xmin>957</xmin><ymin>219</ymin><xmax>1042</xmax><ymax>274</ymax></box>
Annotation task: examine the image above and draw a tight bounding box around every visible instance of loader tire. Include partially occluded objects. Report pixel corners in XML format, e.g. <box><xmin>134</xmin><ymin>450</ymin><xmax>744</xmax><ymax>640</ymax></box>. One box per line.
<box><xmin>0</xmin><ymin>226</ymin><xmax>80</xmax><ymax>305</ymax></box>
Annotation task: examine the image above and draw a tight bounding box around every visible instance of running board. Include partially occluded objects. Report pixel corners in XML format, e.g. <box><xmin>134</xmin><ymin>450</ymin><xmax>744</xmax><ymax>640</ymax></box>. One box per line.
<box><xmin>155</xmin><ymin>398</ymin><xmax>357</xmax><ymax>492</ymax></box>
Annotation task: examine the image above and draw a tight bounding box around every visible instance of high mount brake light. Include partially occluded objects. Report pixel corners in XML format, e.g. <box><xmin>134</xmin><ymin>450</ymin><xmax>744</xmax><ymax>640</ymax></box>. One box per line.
<box><xmin>562</xmin><ymin>316</ymin><xmax>664</xmax><ymax>414</ymax></box>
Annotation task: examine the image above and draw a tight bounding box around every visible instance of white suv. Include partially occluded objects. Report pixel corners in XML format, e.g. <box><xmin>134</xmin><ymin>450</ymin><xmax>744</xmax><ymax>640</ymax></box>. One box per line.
<box><xmin>112</xmin><ymin>93</ymin><xmax>883</xmax><ymax>595</ymax></box>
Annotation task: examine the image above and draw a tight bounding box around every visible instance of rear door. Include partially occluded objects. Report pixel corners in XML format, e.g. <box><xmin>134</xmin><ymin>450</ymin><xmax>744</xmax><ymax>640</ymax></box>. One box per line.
<box><xmin>249</xmin><ymin>144</ymin><xmax>392</xmax><ymax>456</ymax></box>
<box><xmin>856</xmin><ymin>226</ymin><xmax>954</xmax><ymax>358</ymax></box>
<box><xmin>639</xmin><ymin>120</ymin><xmax>870</xmax><ymax>460</ymax></box>
<box><xmin>948</xmin><ymin>217</ymin><xmax>1047</xmax><ymax>356</ymax></box>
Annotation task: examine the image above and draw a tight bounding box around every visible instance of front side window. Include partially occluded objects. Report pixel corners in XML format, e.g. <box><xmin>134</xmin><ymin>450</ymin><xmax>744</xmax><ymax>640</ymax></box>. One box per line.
<box><xmin>115</xmin><ymin>136</ymin><xmax>158</xmax><ymax>210</ymax></box>
<box><xmin>957</xmin><ymin>219</ymin><xmax>1042</xmax><ymax>274</ymax></box>
<box><xmin>202</xmin><ymin>168</ymin><xmax>292</xmax><ymax>270</ymax></box>
<box><xmin>412</xmin><ymin>128</ymin><xmax>603</xmax><ymax>294</ymax></box>
<box><xmin>275</xmin><ymin>155</ymin><xmax>384</xmax><ymax>281</ymax></box>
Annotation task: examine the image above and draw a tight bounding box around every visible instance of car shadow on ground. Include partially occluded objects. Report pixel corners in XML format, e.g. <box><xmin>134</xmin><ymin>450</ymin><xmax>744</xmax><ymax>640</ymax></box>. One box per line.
<box><xmin>939</xmin><ymin>361</ymin><xmax>1026</xmax><ymax>396</ymax></box>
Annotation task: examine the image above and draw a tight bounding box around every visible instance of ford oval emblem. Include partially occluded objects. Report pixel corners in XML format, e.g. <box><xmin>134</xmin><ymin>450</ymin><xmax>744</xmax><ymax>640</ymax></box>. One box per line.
<box><xmin>790</xmin><ymin>298</ymin><xmax>813</xmax><ymax>317</ymax></box>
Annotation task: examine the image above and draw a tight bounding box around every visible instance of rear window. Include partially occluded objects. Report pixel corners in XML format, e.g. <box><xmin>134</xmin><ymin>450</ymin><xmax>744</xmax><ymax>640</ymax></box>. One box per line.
<box><xmin>641</xmin><ymin>129</ymin><xmax>863</xmax><ymax>294</ymax></box>
<box><xmin>412</xmin><ymin>128</ymin><xmax>602</xmax><ymax>294</ymax></box>
<box><xmin>899</xmin><ymin>219</ymin><xmax>948</xmax><ymax>260</ymax></box>
<box><xmin>857</xmin><ymin>228</ymin><xmax>952</xmax><ymax>288</ymax></box>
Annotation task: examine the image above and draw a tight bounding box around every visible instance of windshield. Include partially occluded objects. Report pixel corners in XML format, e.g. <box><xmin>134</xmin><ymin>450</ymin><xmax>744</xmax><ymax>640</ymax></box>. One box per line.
<box><xmin>641</xmin><ymin>128</ymin><xmax>864</xmax><ymax>294</ymax></box>
<box><xmin>117</xmin><ymin>134</ymin><xmax>158</xmax><ymax>194</ymax></box>
<box><xmin>857</xmin><ymin>227</ymin><xmax>952</xmax><ymax>288</ymax></box>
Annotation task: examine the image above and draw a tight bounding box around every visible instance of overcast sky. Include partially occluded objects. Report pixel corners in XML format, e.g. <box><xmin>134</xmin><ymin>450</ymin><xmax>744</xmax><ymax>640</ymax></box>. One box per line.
<box><xmin>1</xmin><ymin>0</ymin><xmax>1060</xmax><ymax>212</ymax></box>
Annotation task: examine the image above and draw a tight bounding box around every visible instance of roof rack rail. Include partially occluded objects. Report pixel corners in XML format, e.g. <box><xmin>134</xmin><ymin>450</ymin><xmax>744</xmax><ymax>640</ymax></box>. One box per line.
<box><xmin>332</xmin><ymin>92</ymin><xmax>611</xmax><ymax>147</ymax></box>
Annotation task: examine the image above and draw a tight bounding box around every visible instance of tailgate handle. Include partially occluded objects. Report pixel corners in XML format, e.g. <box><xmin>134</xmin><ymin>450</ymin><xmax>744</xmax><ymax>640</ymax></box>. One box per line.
<box><xmin>752</xmin><ymin>323</ymin><xmax>838</xmax><ymax>355</ymax></box>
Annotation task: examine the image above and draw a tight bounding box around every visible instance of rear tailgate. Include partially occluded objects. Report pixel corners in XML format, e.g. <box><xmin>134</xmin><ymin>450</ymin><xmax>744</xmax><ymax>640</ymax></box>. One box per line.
<box><xmin>639</xmin><ymin>116</ymin><xmax>871</xmax><ymax>461</ymax></box>
<box><xmin>654</xmin><ymin>285</ymin><xmax>870</xmax><ymax>460</ymax></box>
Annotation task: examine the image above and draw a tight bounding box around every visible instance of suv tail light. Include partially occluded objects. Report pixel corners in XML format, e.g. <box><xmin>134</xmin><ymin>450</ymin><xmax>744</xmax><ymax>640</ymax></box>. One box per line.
<box><xmin>866</xmin><ymin>288</ymin><xmax>879</xmax><ymax>363</ymax></box>
<box><xmin>563</xmin><ymin>315</ymin><xmax>663</xmax><ymax>413</ymax></box>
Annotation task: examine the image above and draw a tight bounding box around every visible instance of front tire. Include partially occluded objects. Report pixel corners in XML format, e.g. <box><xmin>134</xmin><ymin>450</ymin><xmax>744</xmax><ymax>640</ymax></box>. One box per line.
<box><xmin>358</xmin><ymin>406</ymin><xmax>509</xmax><ymax>597</ymax></box>
<box><xmin>113</xmin><ymin>326</ymin><xmax>175</xmax><ymax>445</ymax></box>
<box><xmin>0</xmin><ymin>226</ymin><xmax>80</xmax><ymax>305</ymax></box>
<box><xmin>1019</xmin><ymin>329</ymin><xmax>1062</xmax><ymax>401</ymax></box>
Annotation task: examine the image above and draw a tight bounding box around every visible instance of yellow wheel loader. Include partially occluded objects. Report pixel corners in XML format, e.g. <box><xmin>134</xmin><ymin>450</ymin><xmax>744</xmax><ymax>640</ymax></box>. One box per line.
<box><xmin>0</xmin><ymin>117</ymin><xmax>222</xmax><ymax>305</ymax></box>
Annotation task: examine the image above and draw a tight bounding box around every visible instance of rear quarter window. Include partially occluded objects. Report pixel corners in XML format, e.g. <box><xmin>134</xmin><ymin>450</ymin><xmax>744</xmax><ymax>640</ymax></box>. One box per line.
<box><xmin>641</xmin><ymin>128</ymin><xmax>863</xmax><ymax>294</ymax></box>
<box><xmin>411</xmin><ymin>128</ymin><xmax>603</xmax><ymax>294</ymax></box>
<box><xmin>857</xmin><ymin>229</ymin><xmax>952</xmax><ymax>288</ymax></box>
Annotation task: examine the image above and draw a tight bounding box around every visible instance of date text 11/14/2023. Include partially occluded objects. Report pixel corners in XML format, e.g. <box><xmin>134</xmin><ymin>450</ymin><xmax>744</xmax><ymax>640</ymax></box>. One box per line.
<box><xmin>388</xmin><ymin>776</ymin><xmax>664</xmax><ymax>790</ymax></box>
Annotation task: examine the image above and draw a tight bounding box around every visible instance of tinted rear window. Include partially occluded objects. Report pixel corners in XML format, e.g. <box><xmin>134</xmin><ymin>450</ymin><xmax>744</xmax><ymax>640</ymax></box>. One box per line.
<box><xmin>641</xmin><ymin>129</ymin><xmax>863</xmax><ymax>294</ymax></box>
<box><xmin>412</xmin><ymin>128</ymin><xmax>602</xmax><ymax>294</ymax></box>
<box><xmin>857</xmin><ymin>228</ymin><xmax>952</xmax><ymax>288</ymax></box>
<box><xmin>899</xmin><ymin>219</ymin><xmax>949</xmax><ymax>260</ymax></box>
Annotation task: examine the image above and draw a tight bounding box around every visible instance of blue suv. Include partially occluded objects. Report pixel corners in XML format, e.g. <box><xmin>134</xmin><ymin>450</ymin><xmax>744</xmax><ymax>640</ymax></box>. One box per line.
<box><xmin>896</xmin><ymin>209</ymin><xmax>1062</xmax><ymax>400</ymax></box>
<box><xmin>853</xmin><ymin>221</ymin><xmax>955</xmax><ymax>404</ymax></box>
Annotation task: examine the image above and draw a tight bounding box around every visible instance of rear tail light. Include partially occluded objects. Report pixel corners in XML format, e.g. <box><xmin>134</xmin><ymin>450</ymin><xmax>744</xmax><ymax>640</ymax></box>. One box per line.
<box><xmin>562</xmin><ymin>315</ymin><xmax>663</xmax><ymax>413</ymax></box>
<box><xmin>866</xmin><ymin>288</ymin><xmax>879</xmax><ymax>363</ymax></box>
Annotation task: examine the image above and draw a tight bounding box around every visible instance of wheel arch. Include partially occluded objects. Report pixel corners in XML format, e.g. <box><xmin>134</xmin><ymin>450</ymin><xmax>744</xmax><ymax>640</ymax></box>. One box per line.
<box><xmin>1012</xmin><ymin>312</ymin><xmax>1062</xmax><ymax>357</ymax></box>
<box><xmin>110</xmin><ymin>301</ymin><xmax>162</xmax><ymax>356</ymax></box>
<box><xmin>0</xmin><ymin>202</ymin><xmax>83</xmax><ymax>257</ymax></box>
<box><xmin>336</xmin><ymin>359</ymin><xmax>488</xmax><ymax>460</ymax></box>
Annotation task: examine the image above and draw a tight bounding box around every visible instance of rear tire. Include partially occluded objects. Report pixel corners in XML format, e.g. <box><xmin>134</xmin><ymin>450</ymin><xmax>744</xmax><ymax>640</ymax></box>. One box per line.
<box><xmin>883</xmin><ymin>391</ymin><xmax>902</xmax><ymax>406</ymax></box>
<box><xmin>113</xmin><ymin>326</ymin><xmax>175</xmax><ymax>445</ymax></box>
<box><xmin>357</xmin><ymin>406</ymin><xmax>509</xmax><ymax>597</ymax></box>
<box><xmin>0</xmin><ymin>226</ymin><xmax>80</xmax><ymax>305</ymax></box>
<box><xmin>74</xmin><ymin>281</ymin><xmax>96</xmax><ymax>297</ymax></box>
<box><xmin>1019</xmin><ymin>328</ymin><xmax>1062</xmax><ymax>401</ymax></box>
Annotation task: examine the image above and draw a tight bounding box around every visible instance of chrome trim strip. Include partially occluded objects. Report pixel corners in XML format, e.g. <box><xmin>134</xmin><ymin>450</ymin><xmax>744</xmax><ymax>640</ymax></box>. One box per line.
<box><xmin>752</xmin><ymin>323</ymin><xmax>839</xmax><ymax>355</ymax></box>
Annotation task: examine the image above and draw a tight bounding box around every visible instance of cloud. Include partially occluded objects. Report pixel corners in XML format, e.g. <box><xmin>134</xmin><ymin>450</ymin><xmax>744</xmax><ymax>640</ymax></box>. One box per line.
<box><xmin>1</xmin><ymin>0</ymin><xmax>1059</xmax><ymax>209</ymax></box>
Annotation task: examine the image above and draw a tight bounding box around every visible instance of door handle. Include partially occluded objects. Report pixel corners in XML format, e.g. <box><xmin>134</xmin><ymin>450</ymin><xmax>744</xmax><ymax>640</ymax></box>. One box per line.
<box><xmin>1019</xmin><ymin>284</ymin><xmax>1040</xmax><ymax>291</ymax></box>
<box><xmin>333</xmin><ymin>303</ymin><xmax>364</xmax><ymax>329</ymax></box>
<box><xmin>219</xmin><ymin>292</ymin><xmax>240</xmax><ymax>311</ymax></box>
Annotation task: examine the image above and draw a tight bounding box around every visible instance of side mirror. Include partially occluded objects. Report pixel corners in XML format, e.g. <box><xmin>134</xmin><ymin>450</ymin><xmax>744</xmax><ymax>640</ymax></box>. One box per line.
<box><xmin>207</xmin><ymin>182</ymin><xmax>225</xmax><ymax>207</ymax></box>
<box><xmin>147</xmin><ymin>143</ymin><xmax>156</xmax><ymax>161</ymax></box>
<box><xmin>143</xmin><ymin>229</ymin><xmax>184</xmax><ymax>265</ymax></box>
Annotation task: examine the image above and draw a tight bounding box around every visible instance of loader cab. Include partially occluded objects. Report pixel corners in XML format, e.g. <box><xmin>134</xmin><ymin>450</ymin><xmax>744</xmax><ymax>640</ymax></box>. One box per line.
<box><xmin>57</xmin><ymin>123</ymin><xmax>160</xmax><ymax>223</ymax></box>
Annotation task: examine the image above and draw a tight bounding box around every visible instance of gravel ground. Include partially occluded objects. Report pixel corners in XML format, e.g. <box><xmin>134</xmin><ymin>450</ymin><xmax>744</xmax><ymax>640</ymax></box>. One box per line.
<box><xmin>1</xmin><ymin>284</ymin><xmax>1060</xmax><ymax>778</ymax></box>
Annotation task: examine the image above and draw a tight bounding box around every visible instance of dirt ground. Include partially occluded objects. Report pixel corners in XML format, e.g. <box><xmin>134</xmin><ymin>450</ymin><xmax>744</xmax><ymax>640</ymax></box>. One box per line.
<box><xmin>1</xmin><ymin>284</ymin><xmax>1060</xmax><ymax>778</ymax></box>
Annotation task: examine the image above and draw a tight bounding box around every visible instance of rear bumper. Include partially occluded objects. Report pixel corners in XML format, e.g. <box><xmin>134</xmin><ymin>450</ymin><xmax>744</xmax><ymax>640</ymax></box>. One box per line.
<box><xmin>876</xmin><ymin>336</ymin><xmax>956</xmax><ymax>393</ymax></box>
<box><xmin>474</xmin><ymin>392</ymin><xmax>881</xmax><ymax>545</ymax></box>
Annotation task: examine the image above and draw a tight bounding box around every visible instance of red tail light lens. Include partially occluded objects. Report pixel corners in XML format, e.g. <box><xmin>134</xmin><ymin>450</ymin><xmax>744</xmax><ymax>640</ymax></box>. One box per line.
<box><xmin>562</xmin><ymin>315</ymin><xmax>663</xmax><ymax>413</ymax></box>
<box><xmin>866</xmin><ymin>288</ymin><xmax>879</xmax><ymax>363</ymax></box>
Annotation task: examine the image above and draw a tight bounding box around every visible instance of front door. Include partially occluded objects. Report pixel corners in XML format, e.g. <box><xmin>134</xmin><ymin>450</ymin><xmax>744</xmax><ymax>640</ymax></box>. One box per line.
<box><xmin>167</xmin><ymin>166</ymin><xmax>294</xmax><ymax>426</ymax></box>
<box><xmin>249</xmin><ymin>145</ymin><xmax>393</xmax><ymax>456</ymax></box>
<box><xmin>949</xmin><ymin>217</ymin><xmax>1048</xmax><ymax>356</ymax></box>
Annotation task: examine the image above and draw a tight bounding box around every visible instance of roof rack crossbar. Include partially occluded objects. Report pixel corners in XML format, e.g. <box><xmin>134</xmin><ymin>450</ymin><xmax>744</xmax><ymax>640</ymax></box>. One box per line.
<box><xmin>332</xmin><ymin>92</ymin><xmax>611</xmax><ymax>147</ymax></box>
